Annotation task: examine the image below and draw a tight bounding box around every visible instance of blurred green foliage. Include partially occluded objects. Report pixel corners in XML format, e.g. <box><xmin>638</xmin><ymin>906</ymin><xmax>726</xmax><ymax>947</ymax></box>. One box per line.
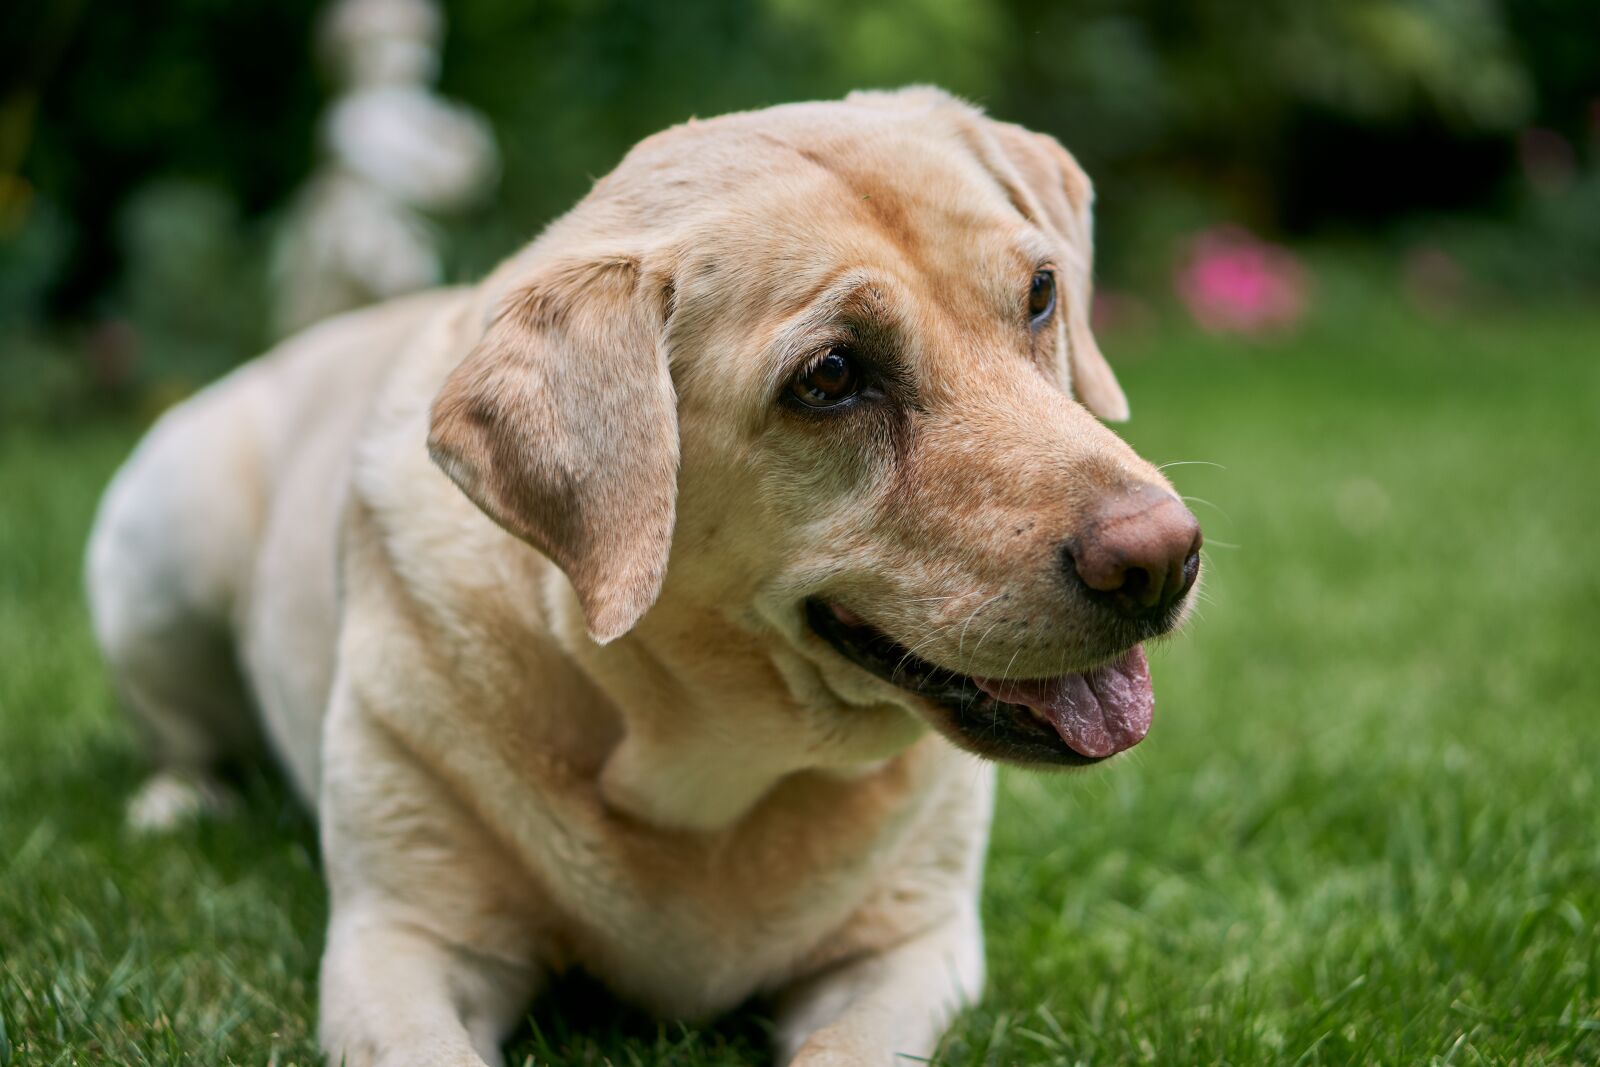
<box><xmin>1</xmin><ymin>0</ymin><xmax>1597</xmax><ymax>421</ymax></box>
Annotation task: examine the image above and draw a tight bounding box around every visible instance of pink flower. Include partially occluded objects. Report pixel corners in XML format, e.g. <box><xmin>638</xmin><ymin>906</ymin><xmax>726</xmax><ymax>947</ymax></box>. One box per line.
<box><xmin>1174</xmin><ymin>226</ymin><xmax>1309</xmax><ymax>335</ymax></box>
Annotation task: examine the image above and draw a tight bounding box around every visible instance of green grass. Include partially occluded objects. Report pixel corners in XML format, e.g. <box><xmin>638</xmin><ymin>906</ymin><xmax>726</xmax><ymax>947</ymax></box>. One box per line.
<box><xmin>2</xmin><ymin>299</ymin><xmax>1598</xmax><ymax>1065</ymax></box>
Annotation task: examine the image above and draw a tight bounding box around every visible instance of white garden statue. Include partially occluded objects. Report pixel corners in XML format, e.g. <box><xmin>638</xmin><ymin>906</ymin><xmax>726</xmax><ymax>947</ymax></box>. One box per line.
<box><xmin>272</xmin><ymin>0</ymin><xmax>498</xmax><ymax>336</ymax></box>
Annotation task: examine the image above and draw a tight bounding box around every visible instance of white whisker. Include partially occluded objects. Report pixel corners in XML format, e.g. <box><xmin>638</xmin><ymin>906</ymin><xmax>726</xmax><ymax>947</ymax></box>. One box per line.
<box><xmin>957</xmin><ymin>593</ymin><xmax>1005</xmax><ymax>657</ymax></box>
<box><xmin>1180</xmin><ymin>495</ymin><xmax>1231</xmax><ymax>521</ymax></box>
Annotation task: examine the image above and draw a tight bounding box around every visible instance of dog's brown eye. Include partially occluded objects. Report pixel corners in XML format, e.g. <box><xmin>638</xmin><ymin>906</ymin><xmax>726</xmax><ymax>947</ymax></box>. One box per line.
<box><xmin>1028</xmin><ymin>270</ymin><xmax>1056</xmax><ymax>324</ymax></box>
<box><xmin>790</xmin><ymin>347</ymin><xmax>859</xmax><ymax>408</ymax></box>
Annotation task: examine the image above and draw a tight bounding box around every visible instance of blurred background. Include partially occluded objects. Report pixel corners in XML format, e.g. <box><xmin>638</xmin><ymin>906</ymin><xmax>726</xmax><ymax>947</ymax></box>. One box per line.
<box><xmin>2</xmin><ymin>3</ymin><xmax>1599</xmax><ymax>1063</ymax></box>
<box><xmin>3</xmin><ymin>0</ymin><xmax>1598</xmax><ymax>418</ymax></box>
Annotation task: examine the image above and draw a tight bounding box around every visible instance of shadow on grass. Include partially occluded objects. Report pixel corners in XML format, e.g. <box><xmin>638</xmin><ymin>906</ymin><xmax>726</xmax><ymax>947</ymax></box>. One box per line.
<box><xmin>509</xmin><ymin>970</ymin><xmax>776</xmax><ymax>1067</ymax></box>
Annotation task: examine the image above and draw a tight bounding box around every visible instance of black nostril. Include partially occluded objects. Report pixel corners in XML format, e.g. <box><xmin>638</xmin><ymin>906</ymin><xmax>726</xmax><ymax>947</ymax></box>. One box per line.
<box><xmin>1119</xmin><ymin>566</ymin><xmax>1151</xmax><ymax>605</ymax></box>
<box><xmin>1178</xmin><ymin>549</ymin><xmax>1201</xmax><ymax>599</ymax></box>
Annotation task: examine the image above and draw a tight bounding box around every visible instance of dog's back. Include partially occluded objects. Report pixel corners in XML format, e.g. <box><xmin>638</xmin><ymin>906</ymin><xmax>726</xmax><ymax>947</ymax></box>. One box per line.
<box><xmin>86</xmin><ymin>288</ymin><xmax>460</xmax><ymax>821</ymax></box>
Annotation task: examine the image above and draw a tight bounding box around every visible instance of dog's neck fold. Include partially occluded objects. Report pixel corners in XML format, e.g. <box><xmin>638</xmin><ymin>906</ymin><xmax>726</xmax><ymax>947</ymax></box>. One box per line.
<box><xmin>540</xmin><ymin>576</ymin><xmax>926</xmax><ymax>832</ymax></box>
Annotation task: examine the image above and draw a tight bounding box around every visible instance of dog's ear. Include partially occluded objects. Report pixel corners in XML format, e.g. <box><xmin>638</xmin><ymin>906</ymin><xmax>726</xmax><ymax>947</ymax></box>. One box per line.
<box><xmin>428</xmin><ymin>256</ymin><xmax>678</xmax><ymax>644</ymax></box>
<box><xmin>982</xmin><ymin>122</ymin><xmax>1130</xmax><ymax>422</ymax></box>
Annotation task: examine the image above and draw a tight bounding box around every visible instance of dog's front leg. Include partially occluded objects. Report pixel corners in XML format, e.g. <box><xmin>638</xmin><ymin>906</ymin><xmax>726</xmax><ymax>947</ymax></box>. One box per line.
<box><xmin>314</xmin><ymin>678</ymin><xmax>543</xmax><ymax>1067</ymax></box>
<box><xmin>774</xmin><ymin>906</ymin><xmax>984</xmax><ymax>1067</ymax></box>
<box><xmin>318</xmin><ymin>905</ymin><xmax>535</xmax><ymax>1067</ymax></box>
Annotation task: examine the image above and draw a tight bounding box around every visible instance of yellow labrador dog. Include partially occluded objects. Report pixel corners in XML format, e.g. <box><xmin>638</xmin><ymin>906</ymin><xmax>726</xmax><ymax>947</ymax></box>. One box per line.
<box><xmin>87</xmin><ymin>87</ymin><xmax>1200</xmax><ymax>1066</ymax></box>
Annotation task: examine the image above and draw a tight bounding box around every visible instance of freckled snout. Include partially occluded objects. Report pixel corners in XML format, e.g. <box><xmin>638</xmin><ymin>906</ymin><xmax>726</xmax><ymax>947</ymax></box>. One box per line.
<box><xmin>1065</xmin><ymin>485</ymin><xmax>1202</xmax><ymax>620</ymax></box>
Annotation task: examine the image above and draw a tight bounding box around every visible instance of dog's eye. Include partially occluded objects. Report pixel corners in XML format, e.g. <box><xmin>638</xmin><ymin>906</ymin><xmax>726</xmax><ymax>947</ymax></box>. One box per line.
<box><xmin>1028</xmin><ymin>270</ymin><xmax>1056</xmax><ymax>324</ymax></box>
<box><xmin>790</xmin><ymin>346</ymin><xmax>859</xmax><ymax>408</ymax></box>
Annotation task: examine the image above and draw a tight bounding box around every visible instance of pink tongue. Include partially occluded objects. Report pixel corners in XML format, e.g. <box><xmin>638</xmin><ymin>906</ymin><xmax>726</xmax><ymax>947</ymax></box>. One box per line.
<box><xmin>973</xmin><ymin>646</ymin><xmax>1154</xmax><ymax>758</ymax></box>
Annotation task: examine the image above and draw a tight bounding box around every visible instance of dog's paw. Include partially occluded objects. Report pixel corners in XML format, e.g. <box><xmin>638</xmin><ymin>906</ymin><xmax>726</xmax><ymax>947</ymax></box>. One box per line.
<box><xmin>126</xmin><ymin>771</ymin><xmax>236</xmax><ymax>833</ymax></box>
<box><xmin>788</xmin><ymin>1051</ymin><xmax>888</xmax><ymax>1067</ymax></box>
<box><xmin>786</xmin><ymin>1029</ymin><xmax>900</xmax><ymax>1067</ymax></box>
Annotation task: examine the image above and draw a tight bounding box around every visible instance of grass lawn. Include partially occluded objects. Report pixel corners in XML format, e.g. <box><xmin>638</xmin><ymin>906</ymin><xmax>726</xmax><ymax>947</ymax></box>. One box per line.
<box><xmin>2</xmin><ymin>298</ymin><xmax>1597</xmax><ymax>1065</ymax></box>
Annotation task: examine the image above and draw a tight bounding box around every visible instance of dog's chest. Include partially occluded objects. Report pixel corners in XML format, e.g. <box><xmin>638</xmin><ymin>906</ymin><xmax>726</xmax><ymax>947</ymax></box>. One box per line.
<box><xmin>528</xmin><ymin>747</ymin><xmax>973</xmax><ymax>1018</ymax></box>
<box><xmin>568</xmin><ymin>852</ymin><xmax>879</xmax><ymax>1017</ymax></box>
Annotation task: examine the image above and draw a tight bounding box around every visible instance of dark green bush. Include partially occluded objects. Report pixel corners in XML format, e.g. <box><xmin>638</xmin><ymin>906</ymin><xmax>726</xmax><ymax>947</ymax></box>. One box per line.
<box><xmin>1</xmin><ymin>0</ymin><xmax>1595</xmax><ymax>417</ymax></box>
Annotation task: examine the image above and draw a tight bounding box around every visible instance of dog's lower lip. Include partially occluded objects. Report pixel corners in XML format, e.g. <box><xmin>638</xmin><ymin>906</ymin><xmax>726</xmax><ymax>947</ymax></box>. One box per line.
<box><xmin>804</xmin><ymin>598</ymin><xmax>1150</xmax><ymax>766</ymax></box>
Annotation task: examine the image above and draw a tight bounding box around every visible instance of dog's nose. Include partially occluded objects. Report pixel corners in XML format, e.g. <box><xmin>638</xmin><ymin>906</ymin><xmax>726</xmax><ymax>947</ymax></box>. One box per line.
<box><xmin>1066</xmin><ymin>486</ymin><xmax>1202</xmax><ymax>619</ymax></box>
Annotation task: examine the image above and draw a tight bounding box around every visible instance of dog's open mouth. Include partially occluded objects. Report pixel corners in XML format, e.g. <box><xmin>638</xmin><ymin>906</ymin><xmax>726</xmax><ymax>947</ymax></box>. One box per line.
<box><xmin>805</xmin><ymin>599</ymin><xmax>1153</xmax><ymax>767</ymax></box>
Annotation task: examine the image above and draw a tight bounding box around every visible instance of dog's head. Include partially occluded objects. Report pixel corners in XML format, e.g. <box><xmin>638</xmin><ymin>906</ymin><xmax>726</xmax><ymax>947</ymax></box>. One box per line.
<box><xmin>429</xmin><ymin>88</ymin><xmax>1200</xmax><ymax>768</ymax></box>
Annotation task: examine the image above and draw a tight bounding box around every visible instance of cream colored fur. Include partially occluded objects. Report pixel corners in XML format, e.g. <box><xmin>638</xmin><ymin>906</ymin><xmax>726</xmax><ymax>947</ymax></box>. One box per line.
<box><xmin>86</xmin><ymin>88</ymin><xmax>1181</xmax><ymax>1066</ymax></box>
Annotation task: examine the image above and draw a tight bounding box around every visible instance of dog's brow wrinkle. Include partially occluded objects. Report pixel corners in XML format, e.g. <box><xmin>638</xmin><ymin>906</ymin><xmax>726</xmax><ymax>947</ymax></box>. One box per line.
<box><xmin>759</xmin><ymin>134</ymin><xmax>870</xmax><ymax>203</ymax></box>
<box><xmin>783</xmin><ymin>266</ymin><xmax>853</xmax><ymax>318</ymax></box>
<box><xmin>794</xmin><ymin>144</ymin><xmax>836</xmax><ymax>173</ymax></box>
<box><xmin>785</xmin><ymin>140</ymin><xmax>936</xmax><ymax>270</ymax></box>
<box><xmin>955</xmin><ymin>122</ymin><xmax>1042</xmax><ymax>228</ymax></box>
